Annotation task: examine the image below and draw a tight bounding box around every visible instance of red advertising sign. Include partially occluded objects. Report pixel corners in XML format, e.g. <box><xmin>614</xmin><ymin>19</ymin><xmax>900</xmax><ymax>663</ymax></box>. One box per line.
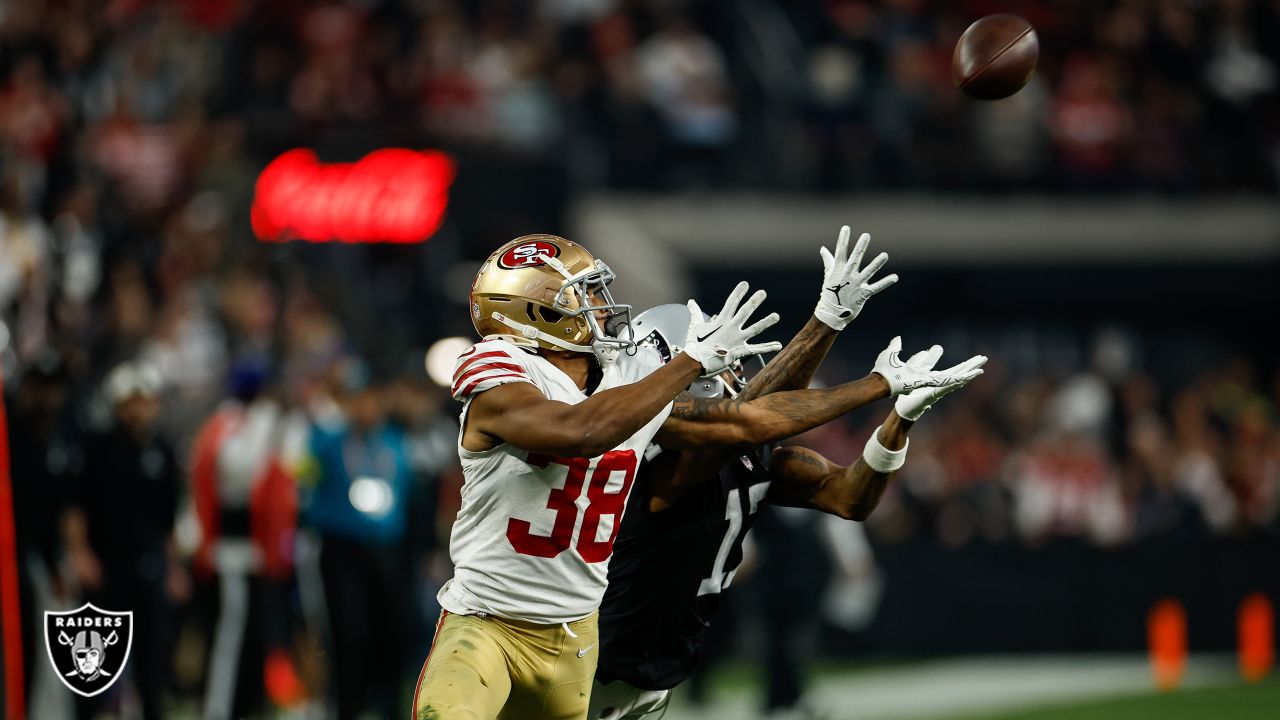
<box><xmin>252</xmin><ymin>149</ymin><xmax>455</xmax><ymax>244</ymax></box>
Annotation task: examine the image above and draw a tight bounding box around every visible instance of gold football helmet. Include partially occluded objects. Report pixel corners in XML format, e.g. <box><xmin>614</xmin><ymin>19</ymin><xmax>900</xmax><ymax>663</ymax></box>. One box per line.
<box><xmin>469</xmin><ymin>234</ymin><xmax>633</xmax><ymax>357</ymax></box>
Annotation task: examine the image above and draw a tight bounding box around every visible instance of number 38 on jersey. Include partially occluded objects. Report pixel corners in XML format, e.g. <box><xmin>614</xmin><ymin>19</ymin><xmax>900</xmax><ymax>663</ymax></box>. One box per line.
<box><xmin>507</xmin><ymin>450</ymin><xmax>638</xmax><ymax>562</ymax></box>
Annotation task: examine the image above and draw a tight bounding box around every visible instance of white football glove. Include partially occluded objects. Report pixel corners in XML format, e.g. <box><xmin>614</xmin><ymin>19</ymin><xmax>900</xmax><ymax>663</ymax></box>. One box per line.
<box><xmin>814</xmin><ymin>226</ymin><xmax>898</xmax><ymax>331</ymax></box>
<box><xmin>683</xmin><ymin>281</ymin><xmax>782</xmax><ymax>378</ymax></box>
<box><xmin>893</xmin><ymin>345</ymin><xmax>987</xmax><ymax>420</ymax></box>
<box><xmin>871</xmin><ymin>336</ymin><xmax>987</xmax><ymax>397</ymax></box>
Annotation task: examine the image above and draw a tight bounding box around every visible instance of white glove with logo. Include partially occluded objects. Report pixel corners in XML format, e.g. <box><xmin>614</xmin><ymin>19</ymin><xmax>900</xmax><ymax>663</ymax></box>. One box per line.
<box><xmin>893</xmin><ymin>345</ymin><xmax>986</xmax><ymax>421</ymax></box>
<box><xmin>683</xmin><ymin>281</ymin><xmax>783</xmax><ymax>377</ymax></box>
<box><xmin>814</xmin><ymin>226</ymin><xmax>898</xmax><ymax>331</ymax></box>
<box><xmin>871</xmin><ymin>336</ymin><xmax>987</xmax><ymax>397</ymax></box>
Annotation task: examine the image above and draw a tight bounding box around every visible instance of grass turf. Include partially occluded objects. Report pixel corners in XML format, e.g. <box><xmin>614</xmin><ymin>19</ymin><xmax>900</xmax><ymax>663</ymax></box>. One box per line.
<box><xmin>965</xmin><ymin>681</ymin><xmax>1280</xmax><ymax>720</ymax></box>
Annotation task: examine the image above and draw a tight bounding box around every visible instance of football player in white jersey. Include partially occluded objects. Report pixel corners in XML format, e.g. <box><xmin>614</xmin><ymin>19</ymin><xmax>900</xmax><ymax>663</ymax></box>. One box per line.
<box><xmin>413</xmin><ymin>234</ymin><xmax>978</xmax><ymax>720</ymax></box>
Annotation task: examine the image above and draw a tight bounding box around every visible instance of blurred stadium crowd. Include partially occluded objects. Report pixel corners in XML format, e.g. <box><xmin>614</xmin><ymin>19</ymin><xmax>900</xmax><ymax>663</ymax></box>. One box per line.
<box><xmin>2</xmin><ymin>0</ymin><xmax>1278</xmax><ymax>717</ymax></box>
<box><xmin>809</xmin><ymin>346</ymin><xmax>1280</xmax><ymax>549</ymax></box>
<box><xmin>2</xmin><ymin>0</ymin><xmax>1278</xmax><ymax>198</ymax></box>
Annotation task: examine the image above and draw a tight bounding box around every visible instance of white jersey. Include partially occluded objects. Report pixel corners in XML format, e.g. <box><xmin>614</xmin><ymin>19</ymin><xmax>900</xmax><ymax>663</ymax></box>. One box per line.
<box><xmin>439</xmin><ymin>338</ymin><xmax>671</xmax><ymax>624</ymax></box>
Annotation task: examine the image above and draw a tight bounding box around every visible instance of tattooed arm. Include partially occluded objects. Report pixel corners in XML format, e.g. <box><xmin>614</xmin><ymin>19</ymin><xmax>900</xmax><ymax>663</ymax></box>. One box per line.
<box><xmin>645</xmin><ymin>373</ymin><xmax>891</xmax><ymax>510</ymax></box>
<box><xmin>654</xmin><ymin>373</ymin><xmax>890</xmax><ymax>451</ymax></box>
<box><xmin>735</xmin><ymin>316</ymin><xmax>838</xmax><ymax>402</ymax></box>
<box><xmin>645</xmin><ymin>316</ymin><xmax>837</xmax><ymax>509</ymax></box>
<box><xmin>764</xmin><ymin>411</ymin><xmax>911</xmax><ymax>520</ymax></box>
<box><xmin>645</xmin><ymin>227</ymin><xmax>898</xmax><ymax>509</ymax></box>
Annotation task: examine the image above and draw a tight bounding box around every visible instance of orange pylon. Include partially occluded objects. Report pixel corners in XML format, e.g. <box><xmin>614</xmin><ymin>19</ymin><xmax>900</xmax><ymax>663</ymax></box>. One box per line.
<box><xmin>1238</xmin><ymin>593</ymin><xmax>1274</xmax><ymax>682</ymax></box>
<box><xmin>1148</xmin><ymin>598</ymin><xmax>1187</xmax><ymax>691</ymax></box>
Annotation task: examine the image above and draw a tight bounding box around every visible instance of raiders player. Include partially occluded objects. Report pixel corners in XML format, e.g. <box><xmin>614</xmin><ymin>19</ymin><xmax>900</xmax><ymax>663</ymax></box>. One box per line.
<box><xmin>413</xmin><ymin>234</ymin><xmax>977</xmax><ymax>720</ymax></box>
<box><xmin>591</xmin><ymin>228</ymin><xmax>986</xmax><ymax>719</ymax></box>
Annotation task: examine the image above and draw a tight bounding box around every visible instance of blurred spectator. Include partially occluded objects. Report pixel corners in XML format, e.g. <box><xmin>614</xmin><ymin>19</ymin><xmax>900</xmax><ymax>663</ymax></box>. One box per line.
<box><xmin>0</xmin><ymin>169</ymin><xmax>51</xmax><ymax>356</ymax></box>
<box><xmin>635</xmin><ymin>12</ymin><xmax>737</xmax><ymax>185</ymax></box>
<box><xmin>298</xmin><ymin>362</ymin><xmax>413</xmax><ymax>719</ymax></box>
<box><xmin>62</xmin><ymin>361</ymin><xmax>188</xmax><ymax>720</ymax></box>
<box><xmin>1008</xmin><ymin>428</ymin><xmax>1128</xmax><ymax>545</ymax></box>
<box><xmin>0</xmin><ymin>54</ymin><xmax>64</xmax><ymax>168</ymax></box>
<box><xmin>969</xmin><ymin>77</ymin><xmax>1051</xmax><ymax>189</ymax></box>
<box><xmin>1051</xmin><ymin>54</ymin><xmax>1135</xmax><ymax>189</ymax></box>
<box><xmin>752</xmin><ymin>505</ymin><xmax>830</xmax><ymax>718</ymax></box>
<box><xmin>189</xmin><ymin>358</ymin><xmax>304</xmax><ymax>719</ymax></box>
<box><xmin>9</xmin><ymin>354</ymin><xmax>73</xmax><ymax>706</ymax></box>
<box><xmin>384</xmin><ymin>374</ymin><xmax>460</xmax><ymax>663</ymax></box>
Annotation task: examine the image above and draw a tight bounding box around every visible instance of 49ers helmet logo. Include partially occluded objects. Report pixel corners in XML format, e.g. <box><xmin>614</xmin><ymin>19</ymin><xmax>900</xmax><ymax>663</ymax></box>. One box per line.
<box><xmin>498</xmin><ymin>240</ymin><xmax>560</xmax><ymax>269</ymax></box>
<box><xmin>45</xmin><ymin>603</ymin><xmax>133</xmax><ymax>697</ymax></box>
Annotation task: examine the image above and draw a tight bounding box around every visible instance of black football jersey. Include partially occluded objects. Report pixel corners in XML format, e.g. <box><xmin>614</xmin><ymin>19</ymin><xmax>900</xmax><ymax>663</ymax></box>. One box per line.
<box><xmin>596</xmin><ymin>445</ymin><xmax>773</xmax><ymax>690</ymax></box>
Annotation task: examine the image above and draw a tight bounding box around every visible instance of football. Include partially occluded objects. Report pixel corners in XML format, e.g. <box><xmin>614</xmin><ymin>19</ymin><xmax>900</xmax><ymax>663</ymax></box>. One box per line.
<box><xmin>952</xmin><ymin>14</ymin><xmax>1039</xmax><ymax>100</ymax></box>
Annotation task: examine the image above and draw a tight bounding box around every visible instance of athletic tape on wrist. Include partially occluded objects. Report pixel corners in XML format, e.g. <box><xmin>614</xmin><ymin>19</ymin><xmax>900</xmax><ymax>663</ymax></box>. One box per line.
<box><xmin>862</xmin><ymin>425</ymin><xmax>909</xmax><ymax>473</ymax></box>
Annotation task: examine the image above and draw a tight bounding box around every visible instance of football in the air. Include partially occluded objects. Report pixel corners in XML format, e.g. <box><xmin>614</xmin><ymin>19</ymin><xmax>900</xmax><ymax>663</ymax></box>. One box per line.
<box><xmin>952</xmin><ymin>14</ymin><xmax>1039</xmax><ymax>100</ymax></box>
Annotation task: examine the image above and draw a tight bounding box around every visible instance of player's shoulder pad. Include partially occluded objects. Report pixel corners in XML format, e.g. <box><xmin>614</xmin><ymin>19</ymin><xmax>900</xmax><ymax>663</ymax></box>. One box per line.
<box><xmin>451</xmin><ymin>338</ymin><xmax>538</xmax><ymax>401</ymax></box>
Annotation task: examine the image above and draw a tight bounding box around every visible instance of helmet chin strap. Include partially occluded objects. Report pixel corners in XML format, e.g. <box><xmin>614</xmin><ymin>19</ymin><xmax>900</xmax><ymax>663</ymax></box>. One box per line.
<box><xmin>490</xmin><ymin>312</ymin><xmax>623</xmax><ymax>367</ymax></box>
<box><xmin>491</xmin><ymin>311</ymin><xmax>595</xmax><ymax>354</ymax></box>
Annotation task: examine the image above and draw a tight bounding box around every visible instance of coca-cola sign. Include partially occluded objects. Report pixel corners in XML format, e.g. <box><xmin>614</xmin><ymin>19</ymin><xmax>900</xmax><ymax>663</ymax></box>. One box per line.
<box><xmin>252</xmin><ymin>149</ymin><xmax>455</xmax><ymax>243</ymax></box>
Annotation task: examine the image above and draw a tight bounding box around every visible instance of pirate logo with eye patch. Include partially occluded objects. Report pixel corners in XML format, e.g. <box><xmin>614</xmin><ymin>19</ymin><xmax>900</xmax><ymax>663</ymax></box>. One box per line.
<box><xmin>45</xmin><ymin>603</ymin><xmax>133</xmax><ymax>697</ymax></box>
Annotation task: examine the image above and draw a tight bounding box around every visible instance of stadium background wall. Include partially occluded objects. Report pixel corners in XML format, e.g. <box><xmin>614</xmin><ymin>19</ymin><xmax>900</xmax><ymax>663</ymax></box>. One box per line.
<box><xmin>850</xmin><ymin>533</ymin><xmax>1280</xmax><ymax>655</ymax></box>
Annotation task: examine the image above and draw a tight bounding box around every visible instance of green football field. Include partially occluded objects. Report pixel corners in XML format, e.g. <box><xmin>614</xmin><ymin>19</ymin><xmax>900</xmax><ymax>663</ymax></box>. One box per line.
<box><xmin>662</xmin><ymin>655</ymin><xmax>1277</xmax><ymax>720</ymax></box>
<box><xmin>963</xmin><ymin>682</ymin><xmax>1280</xmax><ymax>720</ymax></box>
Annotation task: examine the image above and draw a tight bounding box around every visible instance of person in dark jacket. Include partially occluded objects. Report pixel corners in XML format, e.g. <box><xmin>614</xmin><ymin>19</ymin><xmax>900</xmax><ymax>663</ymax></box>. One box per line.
<box><xmin>9</xmin><ymin>353</ymin><xmax>73</xmax><ymax>705</ymax></box>
<box><xmin>63</xmin><ymin>361</ymin><xmax>188</xmax><ymax>720</ymax></box>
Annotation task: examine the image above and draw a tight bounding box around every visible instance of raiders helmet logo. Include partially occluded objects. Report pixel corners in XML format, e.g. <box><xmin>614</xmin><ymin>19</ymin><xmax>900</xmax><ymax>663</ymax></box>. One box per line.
<box><xmin>498</xmin><ymin>240</ymin><xmax>560</xmax><ymax>269</ymax></box>
<box><xmin>44</xmin><ymin>603</ymin><xmax>133</xmax><ymax>697</ymax></box>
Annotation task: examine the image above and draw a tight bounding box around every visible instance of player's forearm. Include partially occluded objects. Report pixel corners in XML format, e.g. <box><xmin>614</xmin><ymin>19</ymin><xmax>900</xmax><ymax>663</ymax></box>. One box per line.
<box><xmin>737</xmin><ymin>316</ymin><xmax>837</xmax><ymax>402</ymax></box>
<box><xmin>556</xmin><ymin>354</ymin><xmax>703</xmax><ymax>456</ymax></box>
<box><xmin>739</xmin><ymin>373</ymin><xmax>891</xmax><ymax>444</ymax></box>
<box><xmin>836</xmin><ymin>412</ymin><xmax>912</xmax><ymax>520</ymax></box>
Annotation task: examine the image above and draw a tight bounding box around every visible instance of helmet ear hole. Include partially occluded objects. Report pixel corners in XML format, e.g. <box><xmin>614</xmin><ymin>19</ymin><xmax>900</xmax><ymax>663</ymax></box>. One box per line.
<box><xmin>524</xmin><ymin>303</ymin><xmax>541</xmax><ymax>323</ymax></box>
<box><xmin>537</xmin><ymin>305</ymin><xmax>563</xmax><ymax>324</ymax></box>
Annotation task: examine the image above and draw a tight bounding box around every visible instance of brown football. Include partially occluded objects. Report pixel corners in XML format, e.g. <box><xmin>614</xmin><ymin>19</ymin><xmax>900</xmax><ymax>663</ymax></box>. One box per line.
<box><xmin>952</xmin><ymin>14</ymin><xmax>1039</xmax><ymax>100</ymax></box>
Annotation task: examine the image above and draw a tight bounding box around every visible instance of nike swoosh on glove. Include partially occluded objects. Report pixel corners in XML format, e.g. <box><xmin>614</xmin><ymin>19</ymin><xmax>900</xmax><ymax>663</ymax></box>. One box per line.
<box><xmin>682</xmin><ymin>281</ymin><xmax>783</xmax><ymax>378</ymax></box>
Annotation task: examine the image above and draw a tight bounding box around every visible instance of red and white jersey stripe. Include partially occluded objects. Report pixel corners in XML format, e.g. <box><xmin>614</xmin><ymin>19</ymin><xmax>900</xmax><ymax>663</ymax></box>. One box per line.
<box><xmin>441</xmin><ymin>337</ymin><xmax>671</xmax><ymax>624</ymax></box>
<box><xmin>450</xmin><ymin>339</ymin><xmax>537</xmax><ymax>400</ymax></box>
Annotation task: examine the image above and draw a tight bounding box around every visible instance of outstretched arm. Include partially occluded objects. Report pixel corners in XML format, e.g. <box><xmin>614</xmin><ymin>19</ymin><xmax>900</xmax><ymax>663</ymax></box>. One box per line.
<box><xmin>646</xmin><ymin>315</ymin><xmax>838</xmax><ymax>510</ymax></box>
<box><xmin>464</xmin><ymin>281</ymin><xmax>780</xmax><ymax>457</ymax></box>
<box><xmin>654</xmin><ymin>373</ymin><xmax>891</xmax><ymax>451</ymax></box>
<box><xmin>646</xmin><ymin>228</ymin><xmax>895</xmax><ymax>509</ymax></box>
<box><xmin>765</xmin><ymin>413</ymin><xmax>910</xmax><ymax>520</ymax></box>
<box><xmin>768</xmin><ymin>345</ymin><xmax>987</xmax><ymax>520</ymax></box>
<box><xmin>655</xmin><ymin>337</ymin><xmax>985</xmax><ymax>450</ymax></box>
<box><xmin>466</xmin><ymin>355</ymin><xmax>704</xmax><ymax>457</ymax></box>
<box><xmin>736</xmin><ymin>316</ymin><xmax>836</xmax><ymax>401</ymax></box>
<box><xmin>738</xmin><ymin>227</ymin><xmax>895</xmax><ymax>401</ymax></box>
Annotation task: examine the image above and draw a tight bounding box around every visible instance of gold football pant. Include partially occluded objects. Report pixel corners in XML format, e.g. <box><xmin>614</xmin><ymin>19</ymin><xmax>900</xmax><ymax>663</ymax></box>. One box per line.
<box><xmin>412</xmin><ymin>610</ymin><xmax>600</xmax><ymax>720</ymax></box>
